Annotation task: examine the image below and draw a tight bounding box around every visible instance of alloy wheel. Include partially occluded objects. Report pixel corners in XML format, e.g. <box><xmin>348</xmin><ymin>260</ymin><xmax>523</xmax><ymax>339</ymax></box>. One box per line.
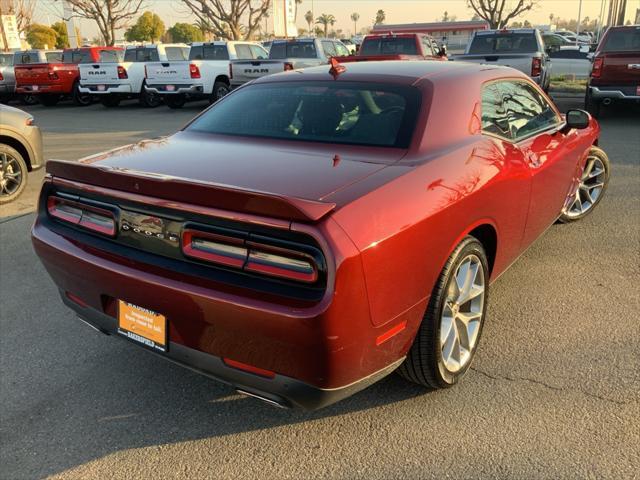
<box><xmin>439</xmin><ymin>254</ymin><xmax>486</xmax><ymax>373</ymax></box>
<box><xmin>0</xmin><ymin>152</ymin><xmax>24</xmax><ymax>197</ymax></box>
<box><xmin>565</xmin><ymin>155</ymin><xmax>606</xmax><ymax>218</ymax></box>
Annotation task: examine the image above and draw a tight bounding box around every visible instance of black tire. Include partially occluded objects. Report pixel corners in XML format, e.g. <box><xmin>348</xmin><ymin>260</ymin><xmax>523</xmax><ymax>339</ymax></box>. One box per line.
<box><xmin>39</xmin><ymin>94</ymin><xmax>60</xmax><ymax>107</ymax></box>
<box><xmin>100</xmin><ymin>95</ymin><xmax>121</xmax><ymax>108</ymax></box>
<box><xmin>20</xmin><ymin>94</ymin><xmax>38</xmax><ymax>105</ymax></box>
<box><xmin>558</xmin><ymin>146</ymin><xmax>610</xmax><ymax>223</ymax></box>
<box><xmin>398</xmin><ymin>236</ymin><xmax>489</xmax><ymax>389</ymax></box>
<box><xmin>209</xmin><ymin>80</ymin><xmax>230</xmax><ymax>104</ymax></box>
<box><xmin>165</xmin><ymin>94</ymin><xmax>186</xmax><ymax>109</ymax></box>
<box><xmin>139</xmin><ymin>84</ymin><xmax>161</xmax><ymax>108</ymax></box>
<box><xmin>0</xmin><ymin>144</ymin><xmax>28</xmax><ymax>204</ymax></box>
<box><xmin>72</xmin><ymin>82</ymin><xmax>92</xmax><ymax>106</ymax></box>
<box><xmin>585</xmin><ymin>89</ymin><xmax>601</xmax><ymax>118</ymax></box>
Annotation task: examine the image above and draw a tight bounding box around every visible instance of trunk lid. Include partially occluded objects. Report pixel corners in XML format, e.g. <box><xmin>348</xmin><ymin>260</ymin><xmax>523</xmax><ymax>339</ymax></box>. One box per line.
<box><xmin>145</xmin><ymin>61</ymin><xmax>192</xmax><ymax>84</ymax></box>
<box><xmin>47</xmin><ymin>131</ymin><xmax>407</xmax><ymax>221</ymax></box>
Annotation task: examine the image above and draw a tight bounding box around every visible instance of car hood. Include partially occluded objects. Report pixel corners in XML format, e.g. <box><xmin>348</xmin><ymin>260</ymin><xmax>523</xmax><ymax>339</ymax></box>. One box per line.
<box><xmin>78</xmin><ymin>131</ymin><xmax>407</xmax><ymax>202</ymax></box>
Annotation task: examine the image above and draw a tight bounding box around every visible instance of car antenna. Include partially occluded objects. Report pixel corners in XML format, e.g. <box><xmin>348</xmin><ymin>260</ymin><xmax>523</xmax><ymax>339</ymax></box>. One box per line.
<box><xmin>329</xmin><ymin>57</ymin><xmax>346</xmax><ymax>79</ymax></box>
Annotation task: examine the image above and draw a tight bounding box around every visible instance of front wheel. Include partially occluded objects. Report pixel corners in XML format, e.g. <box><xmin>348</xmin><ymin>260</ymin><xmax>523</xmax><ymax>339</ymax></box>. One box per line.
<box><xmin>209</xmin><ymin>80</ymin><xmax>230</xmax><ymax>104</ymax></box>
<box><xmin>398</xmin><ymin>236</ymin><xmax>489</xmax><ymax>388</ymax></box>
<box><xmin>0</xmin><ymin>144</ymin><xmax>28</xmax><ymax>204</ymax></box>
<box><xmin>20</xmin><ymin>94</ymin><xmax>38</xmax><ymax>105</ymax></box>
<box><xmin>558</xmin><ymin>146</ymin><xmax>610</xmax><ymax>223</ymax></box>
<box><xmin>165</xmin><ymin>94</ymin><xmax>186</xmax><ymax>109</ymax></box>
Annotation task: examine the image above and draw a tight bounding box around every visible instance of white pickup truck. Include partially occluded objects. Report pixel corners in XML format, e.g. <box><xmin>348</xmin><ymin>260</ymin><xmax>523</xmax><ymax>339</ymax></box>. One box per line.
<box><xmin>144</xmin><ymin>41</ymin><xmax>268</xmax><ymax>108</ymax></box>
<box><xmin>79</xmin><ymin>44</ymin><xmax>189</xmax><ymax>107</ymax></box>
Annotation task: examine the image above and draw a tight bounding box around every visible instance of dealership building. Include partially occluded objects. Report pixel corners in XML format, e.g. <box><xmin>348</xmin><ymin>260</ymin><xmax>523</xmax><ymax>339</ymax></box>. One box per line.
<box><xmin>371</xmin><ymin>20</ymin><xmax>490</xmax><ymax>50</ymax></box>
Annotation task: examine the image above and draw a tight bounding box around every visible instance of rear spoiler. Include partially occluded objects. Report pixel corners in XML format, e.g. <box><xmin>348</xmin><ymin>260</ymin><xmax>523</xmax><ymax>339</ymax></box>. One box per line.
<box><xmin>46</xmin><ymin>160</ymin><xmax>336</xmax><ymax>223</ymax></box>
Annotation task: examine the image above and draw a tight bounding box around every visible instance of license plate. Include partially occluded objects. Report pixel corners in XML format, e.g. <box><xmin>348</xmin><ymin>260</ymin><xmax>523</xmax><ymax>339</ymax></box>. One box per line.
<box><xmin>117</xmin><ymin>300</ymin><xmax>167</xmax><ymax>352</ymax></box>
<box><xmin>166</xmin><ymin>85</ymin><xmax>175</xmax><ymax>92</ymax></box>
<box><xmin>32</xmin><ymin>85</ymin><xmax>38</xmax><ymax>91</ymax></box>
<box><xmin>97</xmin><ymin>84</ymin><xmax>106</xmax><ymax>91</ymax></box>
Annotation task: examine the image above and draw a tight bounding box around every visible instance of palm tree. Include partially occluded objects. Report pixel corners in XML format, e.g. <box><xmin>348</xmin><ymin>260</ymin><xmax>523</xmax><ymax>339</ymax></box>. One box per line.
<box><xmin>375</xmin><ymin>9</ymin><xmax>385</xmax><ymax>25</ymax></box>
<box><xmin>350</xmin><ymin>12</ymin><xmax>360</xmax><ymax>36</ymax></box>
<box><xmin>316</xmin><ymin>13</ymin><xmax>336</xmax><ymax>38</ymax></box>
<box><xmin>305</xmin><ymin>10</ymin><xmax>314</xmax><ymax>34</ymax></box>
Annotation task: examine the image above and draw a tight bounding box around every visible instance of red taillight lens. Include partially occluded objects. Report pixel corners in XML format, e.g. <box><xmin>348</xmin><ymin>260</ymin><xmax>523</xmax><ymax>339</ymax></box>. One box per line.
<box><xmin>117</xmin><ymin>66</ymin><xmax>128</xmax><ymax>79</ymax></box>
<box><xmin>0</xmin><ymin>72</ymin><xmax>3</xmax><ymax>81</ymax></box>
<box><xmin>531</xmin><ymin>57</ymin><xmax>542</xmax><ymax>77</ymax></box>
<box><xmin>223</xmin><ymin>358</ymin><xmax>275</xmax><ymax>379</ymax></box>
<box><xmin>48</xmin><ymin>69</ymin><xmax>59</xmax><ymax>80</ymax></box>
<box><xmin>284</xmin><ymin>62</ymin><xmax>294</xmax><ymax>72</ymax></box>
<box><xmin>47</xmin><ymin>196</ymin><xmax>116</xmax><ymax>236</ymax></box>
<box><xmin>181</xmin><ymin>229</ymin><xmax>319</xmax><ymax>283</ymax></box>
<box><xmin>189</xmin><ymin>63</ymin><xmax>201</xmax><ymax>79</ymax></box>
<box><xmin>591</xmin><ymin>57</ymin><xmax>604</xmax><ymax>78</ymax></box>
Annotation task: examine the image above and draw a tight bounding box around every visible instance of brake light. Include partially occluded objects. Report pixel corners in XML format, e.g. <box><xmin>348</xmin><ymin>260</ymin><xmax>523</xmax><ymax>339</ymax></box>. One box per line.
<box><xmin>181</xmin><ymin>229</ymin><xmax>319</xmax><ymax>283</ymax></box>
<box><xmin>189</xmin><ymin>63</ymin><xmax>200</xmax><ymax>79</ymax></box>
<box><xmin>591</xmin><ymin>57</ymin><xmax>604</xmax><ymax>78</ymax></box>
<box><xmin>0</xmin><ymin>72</ymin><xmax>3</xmax><ymax>81</ymax></box>
<box><xmin>47</xmin><ymin>196</ymin><xmax>116</xmax><ymax>236</ymax></box>
<box><xmin>531</xmin><ymin>57</ymin><xmax>542</xmax><ymax>77</ymax></box>
<box><xmin>117</xmin><ymin>65</ymin><xmax>128</xmax><ymax>79</ymax></box>
<box><xmin>48</xmin><ymin>69</ymin><xmax>59</xmax><ymax>80</ymax></box>
<box><xmin>284</xmin><ymin>62</ymin><xmax>294</xmax><ymax>72</ymax></box>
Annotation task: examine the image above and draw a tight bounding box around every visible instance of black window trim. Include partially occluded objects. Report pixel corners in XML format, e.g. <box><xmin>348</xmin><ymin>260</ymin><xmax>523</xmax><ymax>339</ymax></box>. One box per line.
<box><xmin>480</xmin><ymin>78</ymin><xmax>565</xmax><ymax>144</ymax></box>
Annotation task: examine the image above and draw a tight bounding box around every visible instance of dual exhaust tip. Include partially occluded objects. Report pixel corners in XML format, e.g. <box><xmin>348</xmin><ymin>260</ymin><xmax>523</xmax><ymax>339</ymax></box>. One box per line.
<box><xmin>235</xmin><ymin>388</ymin><xmax>289</xmax><ymax>409</ymax></box>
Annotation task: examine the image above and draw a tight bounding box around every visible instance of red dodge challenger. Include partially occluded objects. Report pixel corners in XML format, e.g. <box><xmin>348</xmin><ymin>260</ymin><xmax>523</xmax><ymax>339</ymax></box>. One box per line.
<box><xmin>32</xmin><ymin>61</ymin><xmax>610</xmax><ymax>409</ymax></box>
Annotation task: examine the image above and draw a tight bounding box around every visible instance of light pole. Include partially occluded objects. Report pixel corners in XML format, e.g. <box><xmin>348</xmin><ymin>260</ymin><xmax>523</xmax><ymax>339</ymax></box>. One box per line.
<box><xmin>576</xmin><ymin>0</ymin><xmax>583</xmax><ymax>44</ymax></box>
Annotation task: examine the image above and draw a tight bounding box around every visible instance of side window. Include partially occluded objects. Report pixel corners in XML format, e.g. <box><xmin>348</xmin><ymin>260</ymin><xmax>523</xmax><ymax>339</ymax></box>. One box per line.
<box><xmin>481</xmin><ymin>83</ymin><xmax>511</xmax><ymax>139</ymax></box>
<box><xmin>334</xmin><ymin>42</ymin><xmax>349</xmax><ymax>56</ymax></box>
<box><xmin>497</xmin><ymin>81</ymin><xmax>561</xmax><ymax>139</ymax></box>
<box><xmin>322</xmin><ymin>41</ymin><xmax>337</xmax><ymax>58</ymax></box>
<box><xmin>235</xmin><ymin>44</ymin><xmax>253</xmax><ymax>59</ymax></box>
<box><xmin>249</xmin><ymin>45</ymin><xmax>267</xmax><ymax>59</ymax></box>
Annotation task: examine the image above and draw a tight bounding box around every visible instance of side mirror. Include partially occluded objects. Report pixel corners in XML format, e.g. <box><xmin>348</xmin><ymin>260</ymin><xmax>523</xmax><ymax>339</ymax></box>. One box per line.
<box><xmin>565</xmin><ymin>109</ymin><xmax>590</xmax><ymax>129</ymax></box>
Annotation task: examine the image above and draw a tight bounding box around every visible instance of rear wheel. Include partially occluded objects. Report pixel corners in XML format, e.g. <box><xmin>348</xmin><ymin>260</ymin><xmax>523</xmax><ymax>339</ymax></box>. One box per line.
<box><xmin>0</xmin><ymin>144</ymin><xmax>28</xmax><ymax>204</ymax></box>
<box><xmin>72</xmin><ymin>82</ymin><xmax>92</xmax><ymax>106</ymax></box>
<box><xmin>139</xmin><ymin>84</ymin><xmax>161</xmax><ymax>108</ymax></box>
<box><xmin>39</xmin><ymin>94</ymin><xmax>60</xmax><ymax>107</ymax></box>
<box><xmin>165</xmin><ymin>94</ymin><xmax>186</xmax><ymax>109</ymax></box>
<box><xmin>585</xmin><ymin>89</ymin><xmax>601</xmax><ymax>118</ymax></box>
<box><xmin>398</xmin><ymin>237</ymin><xmax>489</xmax><ymax>388</ymax></box>
<box><xmin>20</xmin><ymin>94</ymin><xmax>38</xmax><ymax>105</ymax></box>
<box><xmin>558</xmin><ymin>146</ymin><xmax>610</xmax><ymax>223</ymax></box>
<box><xmin>209</xmin><ymin>80</ymin><xmax>230</xmax><ymax>104</ymax></box>
<box><xmin>100</xmin><ymin>95</ymin><xmax>121</xmax><ymax>108</ymax></box>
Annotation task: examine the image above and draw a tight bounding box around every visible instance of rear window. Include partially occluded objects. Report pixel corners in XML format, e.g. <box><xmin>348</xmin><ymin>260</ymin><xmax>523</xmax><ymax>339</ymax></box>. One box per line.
<box><xmin>187</xmin><ymin>82</ymin><xmax>420</xmax><ymax>148</ymax></box>
<box><xmin>601</xmin><ymin>27</ymin><xmax>640</xmax><ymax>52</ymax></box>
<box><xmin>0</xmin><ymin>53</ymin><xmax>13</xmax><ymax>66</ymax></box>
<box><xmin>15</xmin><ymin>52</ymin><xmax>40</xmax><ymax>64</ymax></box>
<box><xmin>62</xmin><ymin>49</ymin><xmax>94</xmax><ymax>64</ymax></box>
<box><xmin>124</xmin><ymin>48</ymin><xmax>159</xmax><ymax>62</ymax></box>
<box><xmin>360</xmin><ymin>37</ymin><xmax>418</xmax><ymax>55</ymax></box>
<box><xmin>189</xmin><ymin>45</ymin><xmax>229</xmax><ymax>60</ymax></box>
<box><xmin>269</xmin><ymin>41</ymin><xmax>317</xmax><ymax>59</ymax></box>
<box><xmin>469</xmin><ymin>33</ymin><xmax>539</xmax><ymax>54</ymax></box>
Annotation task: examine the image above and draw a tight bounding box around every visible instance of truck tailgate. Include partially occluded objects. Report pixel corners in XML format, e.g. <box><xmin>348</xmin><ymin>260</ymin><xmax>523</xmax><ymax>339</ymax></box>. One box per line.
<box><xmin>79</xmin><ymin>63</ymin><xmax>122</xmax><ymax>85</ymax></box>
<box><xmin>230</xmin><ymin>60</ymin><xmax>286</xmax><ymax>84</ymax></box>
<box><xmin>454</xmin><ymin>53</ymin><xmax>535</xmax><ymax>74</ymax></box>
<box><xmin>599</xmin><ymin>52</ymin><xmax>640</xmax><ymax>85</ymax></box>
<box><xmin>145</xmin><ymin>62</ymin><xmax>192</xmax><ymax>84</ymax></box>
<box><xmin>14</xmin><ymin>64</ymin><xmax>51</xmax><ymax>86</ymax></box>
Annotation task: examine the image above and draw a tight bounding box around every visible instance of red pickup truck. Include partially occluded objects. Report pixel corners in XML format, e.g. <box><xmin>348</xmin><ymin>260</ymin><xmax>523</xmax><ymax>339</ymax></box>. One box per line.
<box><xmin>15</xmin><ymin>46</ymin><xmax>122</xmax><ymax>107</ymax></box>
<box><xmin>337</xmin><ymin>33</ymin><xmax>447</xmax><ymax>62</ymax></box>
<box><xmin>585</xmin><ymin>25</ymin><xmax>640</xmax><ymax>116</ymax></box>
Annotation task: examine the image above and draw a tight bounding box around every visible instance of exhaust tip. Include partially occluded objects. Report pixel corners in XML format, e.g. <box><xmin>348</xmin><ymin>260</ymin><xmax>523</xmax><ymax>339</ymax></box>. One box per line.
<box><xmin>235</xmin><ymin>389</ymin><xmax>289</xmax><ymax>409</ymax></box>
<box><xmin>602</xmin><ymin>98</ymin><xmax>612</xmax><ymax>105</ymax></box>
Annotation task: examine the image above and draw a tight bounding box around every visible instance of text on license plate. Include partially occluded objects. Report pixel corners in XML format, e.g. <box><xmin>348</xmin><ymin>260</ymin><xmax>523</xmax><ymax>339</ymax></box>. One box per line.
<box><xmin>117</xmin><ymin>300</ymin><xmax>167</xmax><ymax>352</ymax></box>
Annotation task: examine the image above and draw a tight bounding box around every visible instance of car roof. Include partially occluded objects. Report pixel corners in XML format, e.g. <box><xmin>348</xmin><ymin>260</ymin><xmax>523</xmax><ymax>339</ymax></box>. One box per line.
<box><xmin>255</xmin><ymin>60</ymin><xmax>524</xmax><ymax>86</ymax></box>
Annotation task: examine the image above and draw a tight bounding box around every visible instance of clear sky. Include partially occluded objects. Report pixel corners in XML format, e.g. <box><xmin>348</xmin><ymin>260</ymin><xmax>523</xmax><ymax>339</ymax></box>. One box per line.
<box><xmin>35</xmin><ymin>0</ymin><xmax>640</xmax><ymax>40</ymax></box>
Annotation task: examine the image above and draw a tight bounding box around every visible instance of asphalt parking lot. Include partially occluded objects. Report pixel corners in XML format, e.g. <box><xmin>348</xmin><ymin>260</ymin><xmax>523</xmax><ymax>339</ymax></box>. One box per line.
<box><xmin>1</xmin><ymin>98</ymin><xmax>639</xmax><ymax>479</ymax></box>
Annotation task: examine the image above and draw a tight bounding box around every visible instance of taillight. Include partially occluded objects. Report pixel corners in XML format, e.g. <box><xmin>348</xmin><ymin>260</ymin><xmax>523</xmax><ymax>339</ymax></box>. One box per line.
<box><xmin>117</xmin><ymin>66</ymin><xmax>128</xmax><ymax>79</ymax></box>
<box><xmin>531</xmin><ymin>57</ymin><xmax>542</xmax><ymax>77</ymax></box>
<box><xmin>284</xmin><ymin>62</ymin><xmax>294</xmax><ymax>72</ymax></box>
<box><xmin>229</xmin><ymin>62</ymin><xmax>233</xmax><ymax>79</ymax></box>
<box><xmin>0</xmin><ymin>72</ymin><xmax>3</xmax><ymax>81</ymax></box>
<box><xmin>189</xmin><ymin>63</ymin><xmax>200</xmax><ymax>79</ymax></box>
<box><xmin>181</xmin><ymin>228</ymin><xmax>319</xmax><ymax>283</ymax></box>
<box><xmin>47</xmin><ymin>196</ymin><xmax>116</xmax><ymax>236</ymax></box>
<box><xmin>591</xmin><ymin>57</ymin><xmax>604</xmax><ymax>78</ymax></box>
<box><xmin>48</xmin><ymin>69</ymin><xmax>59</xmax><ymax>80</ymax></box>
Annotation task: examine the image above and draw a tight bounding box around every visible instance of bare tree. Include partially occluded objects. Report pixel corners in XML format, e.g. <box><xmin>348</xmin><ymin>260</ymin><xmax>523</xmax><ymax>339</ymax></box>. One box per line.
<box><xmin>13</xmin><ymin>0</ymin><xmax>36</xmax><ymax>32</ymax></box>
<box><xmin>181</xmin><ymin>0</ymin><xmax>271</xmax><ymax>40</ymax></box>
<box><xmin>65</xmin><ymin>0</ymin><xmax>146</xmax><ymax>46</ymax></box>
<box><xmin>467</xmin><ymin>0</ymin><xmax>538</xmax><ymax>29</ymax></box>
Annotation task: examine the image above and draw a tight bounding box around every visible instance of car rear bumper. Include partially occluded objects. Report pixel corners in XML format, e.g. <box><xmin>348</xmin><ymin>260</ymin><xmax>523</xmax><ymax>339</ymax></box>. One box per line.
<box><xmin>58</xmin><ymin>290</ymin><xmax>403</xmax><ymax>409</ymax></box>
<box><xmin>79</xmin><ymin>84</ymin><xmax>133</xmax><ymax>94</ymax></box>
<box><xmin>0</xmin><ymin>83</ymin><xmax>15</xmax><ymax>93</ymax></box>
<box><xmin>16</xmin><ymin>84</ymin><xmax>67</xmax><ymax>94</ymax></box>
<box><xmin>145</xmin><ymin>84</ymin><xmax>204</xmax><ymax>95</ymax></box>
<box><xmin>589</xmin><ymin>85</ymin><xmax>640</xmax><ymax>101</ymax></box>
